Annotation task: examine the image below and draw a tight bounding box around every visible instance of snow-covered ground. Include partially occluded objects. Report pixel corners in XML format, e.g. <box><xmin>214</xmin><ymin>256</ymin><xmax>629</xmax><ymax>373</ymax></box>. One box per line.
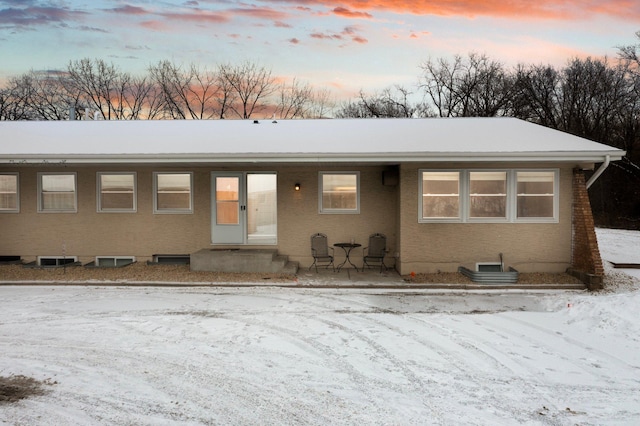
<box><xmin>1</xmin><ymin>228</ymin><xmax>639</xmax><ymax>425</ymax></box>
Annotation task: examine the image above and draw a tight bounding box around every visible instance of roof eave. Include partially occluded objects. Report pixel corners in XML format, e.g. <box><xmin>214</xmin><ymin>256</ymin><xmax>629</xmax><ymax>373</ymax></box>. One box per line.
<box><xmin>1</xmin><ymin>150</ymin><xmax>625</xmax><ymax>165</ymax></box>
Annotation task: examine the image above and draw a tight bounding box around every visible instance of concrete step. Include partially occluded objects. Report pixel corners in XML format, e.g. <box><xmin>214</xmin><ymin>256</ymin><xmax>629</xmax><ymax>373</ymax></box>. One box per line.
<box><xmin>281</xmin><ymin>261</ymin><xmax>299</xmax><ymax>275</ymax></box>
<box><xmin>190</xmin><ymin>249</ymin><xmax>295</xmax><ymax>273</ymax></box>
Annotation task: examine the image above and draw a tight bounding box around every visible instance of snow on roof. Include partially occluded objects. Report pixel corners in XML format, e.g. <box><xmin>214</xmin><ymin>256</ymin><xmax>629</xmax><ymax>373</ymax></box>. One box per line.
<box><xmin>0</xmin><ymin>117</ymin><xmax>625</xmax><ymax>164</ymax></box>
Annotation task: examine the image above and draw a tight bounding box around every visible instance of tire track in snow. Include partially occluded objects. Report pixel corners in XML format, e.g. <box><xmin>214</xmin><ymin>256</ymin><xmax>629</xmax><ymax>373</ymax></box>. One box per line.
<box><xmin>471</xmin><ymin>314</ymin><xmax>634</xmax><ymax>386</ymax></box>
<box><xmin>498</xmin><ymin>313</ymin><xmax>640</xmax><ymax>373</ymax></box>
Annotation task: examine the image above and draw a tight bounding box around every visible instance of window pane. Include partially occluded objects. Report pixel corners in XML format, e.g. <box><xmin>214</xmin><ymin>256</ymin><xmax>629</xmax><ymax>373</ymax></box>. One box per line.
<box><xmin>469</xmin><ymin>171</ymin><xmax>506</xmax><ymax>218</ymax></box>
<box><xmin>41</xmin><ymin>174</ymin><xmax>76</xmax><ymax>211</ymax></box>
<box><xmin>322</xmin><ymin>174</ymin><xmax>357</xmax><ymax>210</ymax></box>
<box><xmin>517</xmin><ymin>171</ymin><xmax>555</xmax><ymax>218</ymax></box>
<box><xmin>100</xmin><ymin>174</ymin><xmax>135</xmax><ymax>210</ymax></box>
<box><xmin>0</xmin><ymin>175</ymin><xmax>18</xmax><ymax>211</ymax></box>
<box><xmin>422</xmin><ymin>172</ymin><xmax>459</xmax><ymax>218</ymax></box>
<box><xmin>216</xmin><ymin>177</ymin><xmax>239</xmax><ymax>224</ymax></box>
<box><xmin>247</xmin><ymin>174</ymin><xmax>277</xmax><ymax>244</ymax></box>
<box><xmin>156</xmin><ymin>173</ymin><xmax>191</xmax><ymax>211</ymax></box>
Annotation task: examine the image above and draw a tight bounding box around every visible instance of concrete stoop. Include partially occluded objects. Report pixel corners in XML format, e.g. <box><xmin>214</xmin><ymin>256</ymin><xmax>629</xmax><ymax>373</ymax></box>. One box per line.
<box><xmin>191</xmin><ymin>249</ymin><xmax>299</xmax><ymax>274</ymax></box>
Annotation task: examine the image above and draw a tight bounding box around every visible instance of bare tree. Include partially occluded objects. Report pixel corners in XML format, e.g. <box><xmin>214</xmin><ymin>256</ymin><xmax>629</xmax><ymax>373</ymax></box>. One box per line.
<box><xmin>618</xmin><ymin>30</ymin><xmax>640</xmax><ymax>65</ymax></box>
<box><xmin>147</xmin><ymin>60</ymin><xmax>221</xmax><ymax>119</ymax></box>
<box><xmin>275</xmin><ymin>78</ymin><xmax>313</xmax><ymax>119</ymax></box>
<box><xmin>512</xmin><ymin>64</ymin><xmax>562</xmax><ymax>127</ymax></box>
<box><xmin>217</xmin><ymin>61</ymin><xmax>275</xmax><ymax>119</ymax></box>
<box><xmin>419</xmin><ymin>53</ymin><xmax>512</xmax><ymax>117</ymax></box>
<box><xmin>335</xmin><ymin>86</ymin><xmax>426</xmax><ymax>118</ymax></box>
<box><xmin>309</xmin><ymin>87</ymin><xmax>335</xmax><ymax>119</ymax></box>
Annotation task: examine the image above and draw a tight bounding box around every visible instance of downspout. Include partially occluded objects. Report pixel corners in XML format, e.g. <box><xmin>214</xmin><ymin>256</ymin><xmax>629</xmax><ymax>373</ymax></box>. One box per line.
<box><xmin>586</xmin><ymin>155</ymin><xmax>611</xmax><ymax>189</ymax></box>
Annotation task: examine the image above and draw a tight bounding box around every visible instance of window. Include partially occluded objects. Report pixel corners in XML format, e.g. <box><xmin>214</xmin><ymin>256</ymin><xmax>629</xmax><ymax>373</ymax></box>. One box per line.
<box><xmin>38</xmin><ymin>173</ymin><xmax>77</xmax><ymax>212</ymax></box>
<box><xmin>98</xmin><ymin>173</ymin><xmax>136</xmax><ymax>212</ymax></box>
<box><xmin>469</xmin><ymin>171</ymin><xmax>507</xmax><ymax>220</ymax></box>
<box><xmin>38</xmin><ymin>256</ymin><xmax>77</xmax><ymax>266</ymax></box>
<box><xmin>419</xmin><ymin>169</ymin><xmax>558</xmax><ymax>223</ymax></box>
<box><xmin>153</xmin><ymin>172</ymin><xmax>193</xmax><ymax>213</ymax></box>
<box><xmin>421</xmin><ymin>171</ymin><xmax>460</xmax><ymax>219</ymax></box>
<box><xmin>152</xmin><ymin>254</ymin><xmax>190</xmax><ymax>265</ymax></box>
<box><xmin>516</xmin><ymin>171</ymin><xmax>557</xmax><ymax>220</ymax></box>
<box><xmin>319</xmin><ymin>172</ymin><xmax>360</xmax><ymax>214</ymax></box>
<box><xmin>0</xmin><ymin>173</ymin><xmax>19</xmax><ymax>212</ymax></box>
<box><xmin>95</xmin><ymin>256</ymin><xmax>135</xmax><ymax>267</ymax></box>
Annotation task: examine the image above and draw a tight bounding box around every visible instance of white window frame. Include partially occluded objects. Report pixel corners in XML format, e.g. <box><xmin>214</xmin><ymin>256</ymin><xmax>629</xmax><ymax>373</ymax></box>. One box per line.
<box><xmin>318</xmin><ymin>171</ymin><xmax>360</xmax><ymax>214</ymax></box>
<box><xmin>513</xmin><ymin>169</ymin><xmax>559</xmax><ymax>223</ymax></box>
<box><xmin>0</xmin><ymin>172</ymin><xmax>19</xmax><ymax>213</ymax></box>
<box><xmin>95</xmin><ymin>256</ymin><xmax>136</xmax><ymax>267</ymax></box>
<box><xmin>37</xmin><ymin>172</ymin><xmax>77</xmax><ymax>213</ymax></box>
<box><xmin>419</xmin><ymin>169</ymin><xmax>559</xmax><ymax>224</ymax></box>
<box><xmin>153</xmin><ymin>172</ymin><xmax>194</xmax><ymax>214</ymax></box>
<box><xmin>97</xmin><ymin>172</ymin><xmax>137</xmax><ymax>213</ymax></box>
<box><xmin>467</xmin><ymin>170</ymin><xmax>509</xmax><ymax>223</ymax></box>
<box><xmin>418</xmin><ymin>170</ymin><xmax>461</xmax><ymax>222</ymax></box>
<box><xmin>37</xmin><ymin>256</ymin><xmax>78</xmax><ymax>266</ymax></box>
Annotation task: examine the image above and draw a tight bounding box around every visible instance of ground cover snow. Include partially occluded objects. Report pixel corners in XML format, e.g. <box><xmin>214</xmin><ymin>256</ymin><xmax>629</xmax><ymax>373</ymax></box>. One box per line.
<box><xmin>1</xmin><ymin>228</ymin><xmax>639</xmax><ymax>425</ymax></box>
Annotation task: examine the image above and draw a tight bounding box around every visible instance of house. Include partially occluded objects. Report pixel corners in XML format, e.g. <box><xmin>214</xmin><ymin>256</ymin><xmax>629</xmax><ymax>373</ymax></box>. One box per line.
<box><xmin>0</xmin><ymin>118</ymin><xmax>626</xmax><ymax>285</ymax></box>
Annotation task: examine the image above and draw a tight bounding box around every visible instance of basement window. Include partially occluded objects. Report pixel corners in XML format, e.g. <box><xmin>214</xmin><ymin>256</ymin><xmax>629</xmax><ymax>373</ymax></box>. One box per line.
<box><xmin>38</xmin><ymin>256</ymin><xmax>78</xmax><ymax>266</ymax></box>
<box><xmin>95</xmin><ymin>256</ymin><xmax>135</xmax><ymax>267</ymax></box>
<box><xmin>152</xmin><ymin>254</ymin><xmax>190</xmax><ymax>265</ymax></box>
<box><xmin>476</xmin><ymin>262</ymin><xmax>502</xmax><ymax>272</ymax></box>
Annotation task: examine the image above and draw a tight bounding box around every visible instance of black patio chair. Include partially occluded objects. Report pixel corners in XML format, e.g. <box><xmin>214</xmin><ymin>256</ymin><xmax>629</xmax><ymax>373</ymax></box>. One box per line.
<box><xmin>362</xmin><ymin>233</ymin><xmax>387</xmax><ymax>272</ymax></box>
<box><xmin>309</xmin><ymin>233</ymin><xmax>335</xmax><ymax>272</ymax></box>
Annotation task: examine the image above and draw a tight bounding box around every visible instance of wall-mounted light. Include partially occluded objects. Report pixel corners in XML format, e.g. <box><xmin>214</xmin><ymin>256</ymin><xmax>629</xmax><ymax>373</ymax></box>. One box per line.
<box><xmin>294</xmin><ymin>183</ymin><xmax>301</xmax><ymax>191</ymax></box>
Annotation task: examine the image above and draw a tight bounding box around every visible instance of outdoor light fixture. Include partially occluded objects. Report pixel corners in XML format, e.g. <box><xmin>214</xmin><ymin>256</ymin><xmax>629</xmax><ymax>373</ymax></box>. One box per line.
<box><xmin>294</xmin><ymin>183</ymin><xmax>301</xmax><ymax>191</ymax></box>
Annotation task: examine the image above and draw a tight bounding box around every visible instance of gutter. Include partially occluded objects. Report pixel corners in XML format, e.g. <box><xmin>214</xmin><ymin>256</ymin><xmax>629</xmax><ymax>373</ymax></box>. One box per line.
<box><xmin>586</xmin><ymin>155</ymin><xmax>610</xmax><ymax>189</ymax></box>
<box><xmin>1</xmin><ymin>151</ymin><xmax>626</xmax><ymax>166</ymax></box>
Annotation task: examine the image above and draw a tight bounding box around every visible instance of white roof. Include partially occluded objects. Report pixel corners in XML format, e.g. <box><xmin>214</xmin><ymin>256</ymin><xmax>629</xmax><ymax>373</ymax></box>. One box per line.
<box><xmin>0</xmin><ymin>117</ymin><xmax>625</xmax><ymax>164</ymax></box>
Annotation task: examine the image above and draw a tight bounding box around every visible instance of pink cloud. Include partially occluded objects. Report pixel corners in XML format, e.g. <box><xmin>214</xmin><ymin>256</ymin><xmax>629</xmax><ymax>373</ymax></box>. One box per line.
<box><xmin>332</xmin><ymin>7</ymin><xmax>373</xmax><ymax>19</ymax></box>
<box><xmin>229</xmin><ymin>7</ymin><xmax>289</xmax><ymax>21</ymax></box>
<box><xmin>289</xmin><ymin>37</ymin><xmax>300</xmax><ymax>44</ymax></box>
<box><xmin>108</xmin><ymin>5</ymin><xmax>148</xmax><ymax>16</ymax></box>
<box><xmin>160</xmin><ymin>11</ymin><xmax>229</xmax><ymax>24</ymax></box>
<box><xmin>263</xmin><ymin>0</ymin><xmax>640</xmax><ymax>20</ymax></box>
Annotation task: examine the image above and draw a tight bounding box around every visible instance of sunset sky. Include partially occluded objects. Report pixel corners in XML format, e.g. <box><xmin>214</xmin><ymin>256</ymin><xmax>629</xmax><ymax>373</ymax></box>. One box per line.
<box><xmin>1</xmin><ymin>1</ymin><xmax>640</xmax><ymax>99</ymax></box>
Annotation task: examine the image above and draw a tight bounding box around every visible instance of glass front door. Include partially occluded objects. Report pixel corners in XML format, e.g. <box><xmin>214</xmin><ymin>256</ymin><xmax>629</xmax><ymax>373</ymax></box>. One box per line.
<box><xmin>211</xmin><ymin>172</ymin><xmax>277</xmax><ymax>244</ymax></box>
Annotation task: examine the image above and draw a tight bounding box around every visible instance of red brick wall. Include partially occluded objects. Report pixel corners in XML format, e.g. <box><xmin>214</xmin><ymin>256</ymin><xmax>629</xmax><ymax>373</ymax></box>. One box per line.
<box><xmin>572</xmin><ymin>169</ymin><xmax>604</xmax><ymax>284</ymax></box>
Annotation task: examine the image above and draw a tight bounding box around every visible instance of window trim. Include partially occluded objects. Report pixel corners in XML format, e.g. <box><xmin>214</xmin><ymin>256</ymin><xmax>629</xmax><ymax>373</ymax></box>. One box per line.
<box><xmin>37</xmin><ymin>172</ymin><xmax>77</xmax><ymax>213</ymax></box>
<box><xmin>419</xmin><ymin>168</ymin><xmax>559</xmax><ymax>224</ymax></box>
<box><xmin>153</xmin><ymin>172</ymin><xmax>194</xmax><ymax>214</ymax></box>
<box><xmin>418</xmin><ymin>169</ymin><xmax>461</xmax><ymax>222</ymax></box>
<box><xmin>513</xmin><ymin>169</ymin><xmax>559</xmax><ymax>223</ymax></box>
<box><xmin>467</xmin><ymin>170</ymin><xmax>510</xmax><ymax>223</ymax></box>
<box><xmin>95</xmin><ymin>256</ymin><xmax>136</xmax><ymax>267</ymax></box>
<box><xmin>0</xmin><ymin>172</ymin><xmax>19</xmax><ymax>213</ymax></box>
<box><xmin>97</xmin><ymin>172</ymin><xmax>137</xmax><ymax>213</ymax></box>
<box><xmin>37</xmin><ymin>256</ymin><xmax>78</xmax><ymax>266</ymax></box>
<box><xmin>318</xmin><ymin>171</ymin><xmax>360</xmax><ymax>214</ymax></box>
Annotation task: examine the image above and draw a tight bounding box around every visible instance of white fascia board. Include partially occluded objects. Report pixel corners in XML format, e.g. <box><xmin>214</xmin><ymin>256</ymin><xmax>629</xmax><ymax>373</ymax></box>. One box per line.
<box><xmin>2</xmin><ymin>149</ymin><xmax>624</xmax><ymax>165</ymax></box>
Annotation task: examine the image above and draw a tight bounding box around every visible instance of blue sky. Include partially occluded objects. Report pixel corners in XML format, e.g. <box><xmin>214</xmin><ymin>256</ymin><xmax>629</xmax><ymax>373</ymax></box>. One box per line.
<box><xmin>1</xmin><ymin>1</ymin><xmax>639</xmax><ymax>99</ymax></box>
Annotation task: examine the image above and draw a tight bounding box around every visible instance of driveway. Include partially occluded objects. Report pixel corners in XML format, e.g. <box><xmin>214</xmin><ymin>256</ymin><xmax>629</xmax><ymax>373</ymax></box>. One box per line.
<box><xmin>1</xmin><ymin>286</ymin><xmax>639</xmax><ymax>425</ymax></box>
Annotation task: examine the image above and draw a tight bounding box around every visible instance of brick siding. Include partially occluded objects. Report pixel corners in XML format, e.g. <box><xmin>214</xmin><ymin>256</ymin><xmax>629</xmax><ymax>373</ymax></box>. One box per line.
<box><xmin>571</xmin><ymin>169</ymin><xmax>604</xmax><ymax>289</ymax></box>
